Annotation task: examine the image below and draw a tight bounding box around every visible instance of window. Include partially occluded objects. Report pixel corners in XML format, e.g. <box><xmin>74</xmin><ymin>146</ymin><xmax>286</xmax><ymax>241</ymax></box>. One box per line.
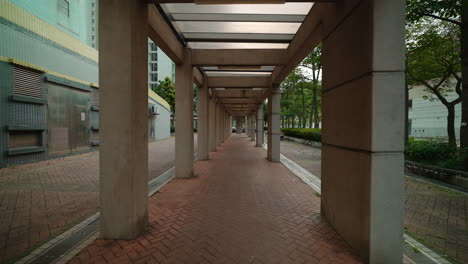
<box><xmin>9</xmin><ymin>131</ymin><xmax>42</xmax><ymax>148</ymax></box>
<box><xmin>57</xmin><ymin>0</ymin><xmax>70</xmax><ymax>17</ymax></box>
<box><xmin>150</xmin><ymin>63</ymin><xmax>157</xmax><ymax>72</ymax></box>
<box><xmin>13</xmin><ymin>66</ymin><xmax>43</xmax><ymax>98</ymax></box>
<box><xmin>150</xmin><ymin>73</ymin><xmax>158</xmax><ymax>82</ymax></box>
<box><xmin>408</xmin><ymin>99</ymin><xmax>413</xmax><ymax>108</ymax></box>
<box><xmin>150</xmin><ymin>53</ymin><xmax>158</xmax><ymax>62</ymax></box>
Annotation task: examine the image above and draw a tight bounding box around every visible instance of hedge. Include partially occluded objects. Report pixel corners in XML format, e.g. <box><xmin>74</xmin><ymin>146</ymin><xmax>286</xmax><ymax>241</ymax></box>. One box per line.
<box><xmin>281</xmin><ymin>128</ymin><xmax>322</xmax><ymax>142</ymax></box>
<box><xmin>405</xmin><ymin>137</ymin><xmax>465</xmax><ymax>171</ymax></box>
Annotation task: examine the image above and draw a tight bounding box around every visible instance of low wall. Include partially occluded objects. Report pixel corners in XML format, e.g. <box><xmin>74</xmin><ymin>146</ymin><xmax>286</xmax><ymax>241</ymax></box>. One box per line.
<box><xmin>405</xmin><ymin>161</ymin><xmax>468</xmax><ymax>189</ymax></box>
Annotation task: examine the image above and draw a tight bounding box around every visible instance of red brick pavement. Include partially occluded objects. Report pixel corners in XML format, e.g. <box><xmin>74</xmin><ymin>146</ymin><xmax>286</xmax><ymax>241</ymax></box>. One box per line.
<box><xmin>280</xmin><ymin>139</ymin><xmax>468</xmax><ymax>264</ymax></box>
<box><xmin>0</xmin><ymin>136</ymin><xmax>197</xmax><ymax>263</ymax></box>
<box><xmin>69</xmin><ymin>134</ymin><xmax>361</xmax><ymax>264</ymax></box>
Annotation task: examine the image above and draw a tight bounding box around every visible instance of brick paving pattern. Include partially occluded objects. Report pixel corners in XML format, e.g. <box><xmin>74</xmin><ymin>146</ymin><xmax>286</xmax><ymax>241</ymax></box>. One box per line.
<box><xmin>0</xmin><ymin>136</ymin><xmax>197</xmax><ymax>263</ymax></box>
<box><xmin>404</xmin><ymin>178</ymin><xmax>467</xmax><ymax>263</ymax></box>
<box><xmin>280</xmin><ymin>139</ymin><xmax>468</xmax><ymax>264</ymax></box>
<box><xmin>69</xmin><ymin>134</ymin><xmax>360</xmax><ymax>264</ymax></box>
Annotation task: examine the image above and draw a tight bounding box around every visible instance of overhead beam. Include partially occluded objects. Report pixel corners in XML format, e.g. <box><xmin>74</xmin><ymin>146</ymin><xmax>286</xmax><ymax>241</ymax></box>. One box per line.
<box><xmin>215</xmin><ymin>90</ymin><xmax>263</xmax><ymax>97</ymax></box>
<box><xmin>151</xmin><ymin>0</ymin><xmax>337</xmax><ymax>3</ymax></box>
<box><xmin>192</xmin><ymin>49</ymin><xmax>287</xmax><ymax>66</ymax></box>
<box><xmin>148</xmin><ymin>4</ymin><xmax>184</xmax><ymax>64</ymax></box>
<box><xmin>208</xmin><ymin>76</ymin><xmax>271</xmax><ymax>88</ymax></box>
<box><xmin>219</xmin><ymin>98</ymin><xmax>259</xmax><ymax>104</ymax></box>
<box><xmin>271</xmin><ymin>2</ymin><xmax>358</xmax><ymax>85</ymax></box>
<box><xmin>193</xmin><ymin>68</ymin><xmax>203</xmax><ymax>86</ymax></box>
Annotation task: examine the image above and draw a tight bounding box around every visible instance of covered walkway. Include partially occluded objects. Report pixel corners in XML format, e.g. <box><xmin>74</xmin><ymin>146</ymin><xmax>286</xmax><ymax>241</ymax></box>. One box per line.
<box><xmin>70</xmin><ymin>134</ymin><xmax>360</xmax><ymax>264</ymax></box>
<box><xmin>99</xmin><ymin>0</ymin><xmax>405</xmax><ymax>262</ymax></box>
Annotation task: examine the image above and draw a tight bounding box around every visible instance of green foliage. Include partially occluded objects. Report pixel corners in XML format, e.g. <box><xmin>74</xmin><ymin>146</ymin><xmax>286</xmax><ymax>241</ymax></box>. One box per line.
<box><xmin>406</xmin><ymin>0</ymin><xmax>461</xmax><ymax>25</ymax></box>
<box><xmin>406</xmin><ymin>20</ymin><xmax>461</xmax><ymax>87</ymax></box>
<box><xmin>405</xmin><ymin>137</ymin><xmax>455</xmax><ymax>161</ymax></box>
<box><xmin>282</xmin><ymin>128</ymin><xmax>322</xmax><ymax>142</ymax></box>
<box><xmin>405</xmin><ymin>137</ymin><xmax>466</xmax><ymax>170</ymax></box>
<box><xmin>153</xmin><ymin>77</ymin><xmax>175</xmax><ymax>113</ymax></box>
<box><xmin>280</xmin><ymin>44</ymin><xmax>322</xmax><ymax>129</ymax></box>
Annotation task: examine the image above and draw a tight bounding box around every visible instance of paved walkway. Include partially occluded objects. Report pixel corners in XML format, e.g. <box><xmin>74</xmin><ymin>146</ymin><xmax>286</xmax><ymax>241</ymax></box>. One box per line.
<box><xmin>280</xmin><ymin>139</ymin><xmax>468</xmax><ymax>264</ymax></box>
<box><xmin>0</xmin><ymin>136</ymin><xmax>197</xmax><ymax>263</ymax></box>
<box><xmin>69</xmin><ymin>134</ymin><xmax>361</xmax><ymax>264</ymax></box>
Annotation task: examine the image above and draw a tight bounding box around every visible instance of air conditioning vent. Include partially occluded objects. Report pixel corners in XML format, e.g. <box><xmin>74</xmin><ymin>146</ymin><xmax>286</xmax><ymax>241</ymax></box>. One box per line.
<box><xmin>13</xmin><ymin>66</ymin><xmax>43</xmax><ymax>98</ymax></box>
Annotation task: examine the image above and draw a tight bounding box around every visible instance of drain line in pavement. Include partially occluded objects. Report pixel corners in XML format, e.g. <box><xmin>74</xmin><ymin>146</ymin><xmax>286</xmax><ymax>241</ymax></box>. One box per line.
<box><xmin>15</xmin><ymin>162</ymin><xmax>184</xmax><ymax>264</ymax></box>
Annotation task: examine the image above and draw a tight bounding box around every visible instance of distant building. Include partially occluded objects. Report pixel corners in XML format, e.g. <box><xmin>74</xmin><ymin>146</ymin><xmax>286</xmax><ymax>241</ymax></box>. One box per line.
<box><xmin>408</xmin><ymin>80</ymin><xmax>462</xmax><ymax>141</ymax></box>
<box><xmin>148</xmin><ymin>39</ymin><xmax>176</xmax><ymax>88</ymax></box>
<box><xmin>0</xmin><ymin>0</ymin><xmax>174</xmax><ymax>167</ymax></box>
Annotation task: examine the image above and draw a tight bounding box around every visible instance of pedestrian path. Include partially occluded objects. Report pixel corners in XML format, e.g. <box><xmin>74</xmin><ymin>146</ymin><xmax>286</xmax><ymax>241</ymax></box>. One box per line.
<box><xmin>69</xmin><ymin>134</ymin><xmax>361</xmax><ymax>264</ymax></box>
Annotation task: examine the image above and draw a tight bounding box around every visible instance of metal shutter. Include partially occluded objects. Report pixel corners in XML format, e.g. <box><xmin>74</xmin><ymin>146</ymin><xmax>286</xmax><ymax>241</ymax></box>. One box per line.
<box><xmin>13</xmin><ymin>66</ymin><xmax>43</xmax><ymax>98</ymax></box>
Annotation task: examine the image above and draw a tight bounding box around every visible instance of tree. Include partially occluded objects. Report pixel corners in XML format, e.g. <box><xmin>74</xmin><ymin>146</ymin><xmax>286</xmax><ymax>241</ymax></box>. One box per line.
<box><xmin>406</xmin><ymin>0</ymin><xmax>466</xmax><ymax>160</ymax></box>
<box><xmin>406</xmin><ymin>19</ymin><xmax>462</xmax><ymax>148</ymax></box>
<box><xmin>302</xmin><ymin>44</ymin><xmax>322</xmax><ymax>128</ymax></box>
<box><xmin>153</xmin><ymin>77</ymin><xmax>175</xmax><ymax>113</ymax></box>
<box><xmin>281</xmin><ymin>69</ymin><xmax>302</xmax><ymax>128</ymax></box>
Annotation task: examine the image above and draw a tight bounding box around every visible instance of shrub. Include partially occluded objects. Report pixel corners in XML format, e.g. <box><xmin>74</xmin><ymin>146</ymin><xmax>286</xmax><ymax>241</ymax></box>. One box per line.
<box><xmin>281</xmin><ymin>128</ymin><xmax>322</xmax><ymax>142</ymax></box>
<box><xmin>405</xmin><ymin>137</ymin><xmax>455</xmax><ymax>163</ymax></box>
<box><xmin>405</xmin><ymin>137</ymin><xmax>467</xmax><ymax>171</ymax></box>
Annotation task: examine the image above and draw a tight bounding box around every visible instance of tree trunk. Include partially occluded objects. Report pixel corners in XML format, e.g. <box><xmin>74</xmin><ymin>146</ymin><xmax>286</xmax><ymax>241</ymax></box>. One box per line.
<box><xmin>313</xmin><ymin>86</ymin><xmax>320</xmax><ymax>128</ymax></box>
<box><xmin>405</xmin><ymin>75</ymin><xmax>409</xmax><ymax>144</ymax></box>
<box><xmin>461</xmin><ymin>0</ymin><xmax>468</xmax><ymax>168</ymax></box>
<box><xmin>447</xmin><ymin>104</ymin><xmax>457</xmax><ymax>148</ymax></box>
<box><xmin>309</xmin><ymin>111</ymin><xmax>313</xmax><ymax>128</ymax></box>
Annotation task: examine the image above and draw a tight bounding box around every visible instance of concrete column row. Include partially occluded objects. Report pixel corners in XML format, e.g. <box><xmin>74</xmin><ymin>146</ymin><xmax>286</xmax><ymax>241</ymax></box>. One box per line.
<box><xmin>256</xmin><ymin>105</ymin><xmax>264</xmax><ymax>147</ymax></box>
<box><xmin>250</xmin><ymin>113</ymin><xmax>255</xmax><ymax>141</ymax></box>
<box><xmin>236</xmin><ymin>118</ymin><xmax>243</xmax><ymax>134</ymax></box>
<box><xmin>267</xmin><ymin>84</ymin><xmax>280</xmax><ymax>163</ymax></box>
<box><xmin>208</xmin><ymin>97</ymin><xmax>216</xmax><ymax>152</ymax></box>
<box><xmin>175</xmin><ymin>48</ymin><xmax>194</xmax><ymax>179</ymax></box>
<box><xmin>197</xmin><ymin>76</ymin><xmax>209</xmax><ymax>161</ymax></box>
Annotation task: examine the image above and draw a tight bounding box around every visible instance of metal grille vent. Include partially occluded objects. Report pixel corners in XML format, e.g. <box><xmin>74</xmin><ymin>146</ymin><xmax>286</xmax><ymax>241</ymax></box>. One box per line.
<box><xmin>92</xmin><ymin>88</ymin><xmax>99</xmax><ymax>106</ymax></box>
<box><xmin>13</xmin><ymin>66</ymin><xmax>43</xmax><ymax>98</ymax></box>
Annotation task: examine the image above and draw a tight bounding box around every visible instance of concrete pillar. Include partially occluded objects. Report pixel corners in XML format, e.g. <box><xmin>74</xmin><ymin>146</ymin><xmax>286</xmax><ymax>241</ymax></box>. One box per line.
<box><xmin>256</xmin><ymin>105</ymin><xmax>264</xmax><ymax>147</ymax></box>
<box><xmin>99</xmin><ymin>0</ymin><xmax>148</xmax><ymax>239</ymax></box>
<box><xmin>250</xmin><ymin>113</ymin><xmax>255</xmax><ymax>141</ymax></box>
<box><xmin>221</xmin><ymin>106</ymin><xmax>225</xmax><ymax>143</ymax></box>
<box><xmin>216</xmin><ymin>102</ymin><xmax>221</xmax><ymax>145</ymax></box>
<box><xmin>267</xmin><ymin>84</ymin><xmax>280</xmax><ymax>162</ymax></box>
<box><xmin>208</xmin><ymin>97</ymin><xmax>216</xmax><ymax>152</ymax></box>
<box><xmin>224</xmin><ymin>112</ymin><xmax>228</xmax><ymax>140</ymax></box>
<box><xmin>320</xmin><ymin>0</ymin><xmax>405</xmax><ymax>262</ymax></box>
<box><xmin>236</xmin><ymin>118</ymin><xmax>242</xmax><ymax>134</ymax></box>
<box><xmin>197</xmin><ymin>76</ymin><xmax>209</xmax><ymax>160</ymax></box>
<box><xmin>175</xmin><ymin>48</ymin><xmax>194</xmax><ymax>179</ymax></box>
<box><xmin>226</xmin><ymin>114</ymin><xmax>230</xmax><ymax>139</ymax></box>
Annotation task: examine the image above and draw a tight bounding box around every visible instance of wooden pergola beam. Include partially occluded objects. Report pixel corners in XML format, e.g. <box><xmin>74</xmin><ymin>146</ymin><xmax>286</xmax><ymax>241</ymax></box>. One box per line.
<box><xmin>192</xmin><ymin>49</ymin><xmax>287</xmax><ymax>66</ymax></box>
